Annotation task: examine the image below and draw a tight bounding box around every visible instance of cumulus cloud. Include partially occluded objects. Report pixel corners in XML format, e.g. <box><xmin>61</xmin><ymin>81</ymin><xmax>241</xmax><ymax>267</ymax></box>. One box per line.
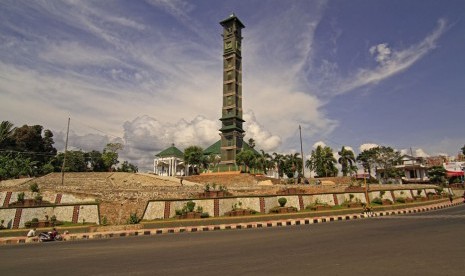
<box><xmin>312</xmin><ymin>141</ymin><xmax>327</xmax><ymax>149</ymax></box>
<box><xmin>359</xmin><ymin>143</ymin><xmax>379</xmax><ymax>152</ymax></box>
<box><xmin>243</xmin><ymin>111</ymin><xmax>281</xmax><ymax>151</ymax></box>
<box><xmin>369</xmin><ymin>43</ymin><xmax>392</xmax><ymax>65</ymax></box>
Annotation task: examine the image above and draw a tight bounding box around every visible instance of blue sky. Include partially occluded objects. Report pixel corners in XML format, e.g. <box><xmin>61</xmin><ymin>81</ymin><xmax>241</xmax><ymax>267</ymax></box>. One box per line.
<box><xmin>1</xmin><ymin>0</ymin><xmax>464</xmax><ymax>171</ymax></box>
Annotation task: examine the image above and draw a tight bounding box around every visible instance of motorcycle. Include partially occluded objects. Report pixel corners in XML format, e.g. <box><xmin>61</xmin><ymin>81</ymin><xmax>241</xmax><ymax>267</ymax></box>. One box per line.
<box><xmin>38</xmin><ymin>231</ymin><xmax>62</xmax><ymax>242</ymax></box>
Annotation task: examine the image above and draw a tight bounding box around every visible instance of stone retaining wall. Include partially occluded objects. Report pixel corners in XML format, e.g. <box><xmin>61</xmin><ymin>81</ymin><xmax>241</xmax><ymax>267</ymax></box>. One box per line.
<box><xmin>0</xmin><ymin>204</ymin><xmax>100</xmax><ymax>229</ymax></box>
<box><xmin>143</xmin><ymin>188</ymin><xmax>454</xmax><ymax>220</ymax></box>
<box><xmin>0</xmin><ymin>191</ymin><xmax>96</xmax><ymax>206</ymax></box>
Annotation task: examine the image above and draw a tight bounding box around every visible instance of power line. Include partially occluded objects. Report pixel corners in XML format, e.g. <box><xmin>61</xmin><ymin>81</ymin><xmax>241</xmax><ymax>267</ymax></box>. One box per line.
<box><xmin>0</xmin><ymin>149</ymin><xmax>56</xmax><ymax>157</ymax></box>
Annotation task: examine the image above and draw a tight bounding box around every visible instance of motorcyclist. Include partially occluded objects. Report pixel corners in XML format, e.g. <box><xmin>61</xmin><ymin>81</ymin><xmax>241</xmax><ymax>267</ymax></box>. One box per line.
<box><xmin>50</xmin><ymin>228</ymin><xmax>58</xmax><ymax>239</ymax></box>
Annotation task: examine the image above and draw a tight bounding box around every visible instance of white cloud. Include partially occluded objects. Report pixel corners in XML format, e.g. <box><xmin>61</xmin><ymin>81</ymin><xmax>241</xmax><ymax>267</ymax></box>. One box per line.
<box><xmin>313</xmin><ymin>141</ymin><xmax>327</xmax><ymax>149</ymax></box>
<box><xmin>369</xmin><ymin>43</ymin><xmax>392</xmax><ymax>65</ymax></box>
<box><xmin>334</xmin><ymin>19</ymin><xmax>447</xmax><ymax>95</ymax></box>
<box><xmin>359</xmin><ymin>143</ymin><xmax>379</xmax><ymax>152</ymax></box>
<box><xmin>243</xmin><ymin>111</ymin><xmax>281</xmax><ymax>151</ymax></box>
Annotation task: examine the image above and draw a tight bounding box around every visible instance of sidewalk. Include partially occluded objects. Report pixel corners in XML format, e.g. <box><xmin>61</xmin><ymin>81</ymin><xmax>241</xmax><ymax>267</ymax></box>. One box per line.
<box><xmin>1</xmin><ymin>199</ymin><xmax>462</xmax><ymax>245</ymax></box>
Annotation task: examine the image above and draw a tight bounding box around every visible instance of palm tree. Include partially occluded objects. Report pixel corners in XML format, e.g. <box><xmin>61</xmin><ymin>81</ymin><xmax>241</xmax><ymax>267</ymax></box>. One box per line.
<box><xmin>306</xmin><ymin>145</ymin><xmax>338</xmax><ymax>177</ymax></box>
<box><xmin>272</xmin><ymin>152</ymin><xmax>284</xmax><ymax>178</ymax></box>
<box><xmin>0</xmin><ymin>120</ymin><xmax>15</xmax><ymax>148</ymax></box>
<box><xmin>338</xmin><ymin>146</ymin><xmax>356</xmax><ymax>176</ymax></box>
<box><xmin>257</xmin><ymin>150</ymin><xmax>273</xmax><ymax>175</ymax></box>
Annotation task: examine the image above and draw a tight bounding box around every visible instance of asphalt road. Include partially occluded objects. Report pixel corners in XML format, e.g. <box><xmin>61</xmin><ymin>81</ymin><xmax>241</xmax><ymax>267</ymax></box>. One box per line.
<box><xmin>2</xmin><ymin>204</ymin><xmax>465</xmax><ymax>276</ymax></box>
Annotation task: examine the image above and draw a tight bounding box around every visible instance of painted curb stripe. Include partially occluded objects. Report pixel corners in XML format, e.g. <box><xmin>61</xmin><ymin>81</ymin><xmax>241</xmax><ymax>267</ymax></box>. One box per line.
<box><xmin>1</xmin><ymin>201</ymin><xmax>462</xmax><ymax>245</ymax></box>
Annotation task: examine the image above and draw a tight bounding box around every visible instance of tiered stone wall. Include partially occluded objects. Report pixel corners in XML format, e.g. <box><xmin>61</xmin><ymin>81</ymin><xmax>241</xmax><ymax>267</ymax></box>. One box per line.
<box><xmin>143</xmin><ymin>188</ymin><xmax>454</xmax><ymax>221</ymax></box>
<box><xmin>0</xmin><ymin>190</ymin><xmax>99</xmax><ymax>229</ymax></box>
<box><xmin>0</xmin><ymin>204</ymin><xmax>100</xmax><ymax>229</ymax></box>
<box><xmin>0</xmin><ymin>191</ymin><xmax>96</xmax><ymax>207</ymax></box>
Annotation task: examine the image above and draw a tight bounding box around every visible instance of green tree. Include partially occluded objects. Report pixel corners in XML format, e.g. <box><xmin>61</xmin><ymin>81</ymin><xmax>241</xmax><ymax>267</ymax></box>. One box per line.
<box><xmin>85</xmin><ymin>150</ymin><xmax>106</xmax><ymax>172</ymax></box>
<box><xmin>56</xmin><ymin>150</ymin><xmax>87</xmax><ymax>172</ymax></box>
<box><xmin>375</xmin><ymin>146</ymin><xmax>402</xmax><ymax>181</ymax></box>
<box><xmin>117</xmin><ymin>161</ymin><xmax>138</xmax><ymax>173</ymax></box>
<box><xmin>0</xmin><ymin>120</ymin><xmax>15</xmax><ymax>149</ymax></box>
<box><xmin>0</xmin><ymin>154</ymin><xmax>38</xmax><ymax>179</ymax></box>
<box><xmin>283</xmin><ymin>153</ymin><xmax>302</xmax><ymax>178</ymax></box>
<box><xmin>236</xmin><ymin>150</ymin><xmax>257</xmax><ymax>173</ymax></box>
<box><xmin>184</xmin><ymin>146</ymin><xmax>204</xmax><ymax>175</ymax></box>
<box><xmin>356</xmin><ymin>147</ymin><xmax>378</xmax><ymax>176</ymax></box>
<box><xmin>306</xmin><ymin>146</ymin><xmax>338</xmax><ymax>177</ymax></box>
<box><xmin>256</xmin><ymin>150</ymin><xmax>273</xmax><ymax>175</ymax></box>
<box><xmin>8</xmin><ymin>124</ymin><xmax>56</xmax><ymax>173</ymax></box>
<box><xmin>427</xmin><ymin>166</ymin><xmax>446</xmax><ymax>184</ymax></box>
<box><xmin>272</xmin><ymin>152</ymin><xmax>285</xmax><ymax>178</ymax></box>
<box><xmin>338</xmin><ymin>146</ymin><xmax>356</xmax><ymax>176</ymax></box>
<box><xmin>102</xmin><ymin>143</ymin><xmax>123</xmax><ymax>171</ymax></box>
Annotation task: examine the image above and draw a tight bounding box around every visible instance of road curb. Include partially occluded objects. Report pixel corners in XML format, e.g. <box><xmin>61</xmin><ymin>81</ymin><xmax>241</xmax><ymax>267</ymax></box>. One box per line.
<box><xmin>1</xmin><ymin>200</ymin><xmax>462</xmax><ymax>245</ymax></box>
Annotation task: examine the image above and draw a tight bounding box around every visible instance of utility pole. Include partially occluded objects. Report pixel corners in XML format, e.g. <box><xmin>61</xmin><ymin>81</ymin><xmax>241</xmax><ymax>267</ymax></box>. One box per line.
<box><xmin>299</xmin><ymin>125</ymin><xmax>304</xmax><ymax>178</ymax></box>
<box><xmin>61</xmin><ymin>117</ymin><xmax>70</xmax><ymax>186</ymax></box>
<box><xmin>410</xmin><ymin>147</ymin><xmax>416</xmax><ymax>180</ymax></box>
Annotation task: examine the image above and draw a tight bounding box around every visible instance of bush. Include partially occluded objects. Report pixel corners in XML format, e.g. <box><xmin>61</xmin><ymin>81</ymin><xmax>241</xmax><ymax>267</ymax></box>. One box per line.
<box><xmin>17</xmin><ymin>192</ymin><xmax>25</xmax><ymax>203</ymax></box>
<box><xmin>349</xmin><ymin>194</ymin><xmax>354</xmax><ymax>202</ymax></box>
<box><xmin>34</xmin><ymin>194</ymin><xmax>43</xmax><ymax>201</ymax></box>
<box><xmin>200</xmin><ymin>212</ymin><xmax>209</xmax><ymax>218</ymax></box>
<box><xmin>371</xmin><ymin>197</ymin><xmax>382</xmax><ymax>205</ymax></box>
<box><xmin>396</xmin><ymin>197</ymin><xmax>406</xmax><ymax>203</ymax></box>
<box><xmin>278</xmin><ymin>197</ymin><xmax>287</xmax><ymax>207</ymax></box>
<box><xmin>31</xmin><ymin>217</ymin><xmax>39</xmax><ymax>223</ymax></box>
<box><xmin>127</xmin><ymin>213</ymin><xmax>141</xmax><ymax>224</ymax></box>
<box><xmin>101</xmin><ymin>216</ymin><xmax>107</xmax><ymax>226</ymax></box>
<box><xmin>186</xmin><ymin>201</ymin><xmax>196</xmax><ymax>212</ymax></box>
<box><xmin>29</xmin><ymin>183</ymin><xmax>40</xmax><ymax>193</ymax></box>
<box><xmin>50</xmin><ymin>215</ymin><xmax>57</xmax><ymax>222</ymax></box>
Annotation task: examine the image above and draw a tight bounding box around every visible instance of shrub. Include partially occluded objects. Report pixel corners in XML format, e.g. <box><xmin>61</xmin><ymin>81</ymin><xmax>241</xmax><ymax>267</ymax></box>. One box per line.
<box><xmin>278</xmin><ymin>197</ymin><xmax>287</xmax><ymax>207</ymax></box>
<box><xmin>17</xmin><ymin>192</ymin><xmax>25</xmax><ymax>203</ymax></box>
<box><xmin>175</xmin><ymin>209</ymin><xmax>183</xmax><ymax>216</ymax></box>
<box><xmin>101</xmin><ymin>216</ymin><xmax>107</xmax><ymax>226</ymax></box>
<box><xmin>186</xmin><ymin>201</ymin><xmax>196</xmax><ymax>212</ymax></box>
<box><xmin>396</xmin><ymin>197</ymin><xmax>406</xmax><ymax>203</ymax></box>
<box><xmin>269</xmin><ymin>206</ymin><xmax>280</xmax><ymax>213</ymax></box>
<box><xmin>349</xmin><ymin>194</ymin><xmax>354</xmax><ymax>202</ymax></box>
<box><xmin>200</xmin><ymin>212</ymin><xmax>209</xmax><ymax>218</ymax></box>
<box><xmin>29</xmin><ymin>183</ymin><xmax>40</xmax><ymax>193</ymax></box>
<box><xmin>196</xmin><ymin>206</ymin><xmax>203</xmax><ymax>213</ymax></box>
<box><xmin>34</xmin><ymin>194</ymin><xmax>43</xmax><ymax>201</ymax></box>
<box><xmin>31</xmin><ymin>217</ymin><xmax>39</xmax><ymax>223</ymax></box>
<box><xmin>127</xmin><ymin>213</ymin><xmax>141</xmax><ymax>224</ymax></box>
<box><xmin>24</xmin><ymin>221</ymin><xmax>31</xmax><ymax>228</ymax></box>
<box><xmin>371</xmin><ymin>197</ymin><xmax>382</xmax><ymax>205</ymax></box>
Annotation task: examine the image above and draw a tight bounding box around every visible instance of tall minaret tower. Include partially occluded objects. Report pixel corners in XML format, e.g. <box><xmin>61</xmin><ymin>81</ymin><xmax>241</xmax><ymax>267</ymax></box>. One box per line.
<box><xmin>219</xmin><ymin>14</ymin><xmax>245</xmax><ymax>165</ymax></box>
